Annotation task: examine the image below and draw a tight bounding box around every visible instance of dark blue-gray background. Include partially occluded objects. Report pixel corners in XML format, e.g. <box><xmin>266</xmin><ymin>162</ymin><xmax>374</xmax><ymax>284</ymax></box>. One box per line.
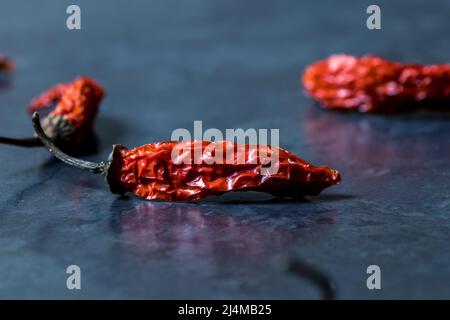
<box><xmin>0</xmin><ymin>0</ymin><xmax>449</xmax><ymax>299</ymax></box>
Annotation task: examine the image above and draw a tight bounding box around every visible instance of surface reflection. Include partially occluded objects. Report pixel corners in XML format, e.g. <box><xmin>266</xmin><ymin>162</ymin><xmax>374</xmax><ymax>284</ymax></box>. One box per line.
<box><xmin>113</xmin><ymin>201</ymin><xmax>296</xmax><ymax>262</ymax></box>
<box><xmin>110</xmin><ymin>199</ymin><xmax>337</xmax><ymax>298</ymax></box>
<box><xmin>303</xmin><ymin>107</ymin><xmax>450</xmax><ymax>173</ymax></box>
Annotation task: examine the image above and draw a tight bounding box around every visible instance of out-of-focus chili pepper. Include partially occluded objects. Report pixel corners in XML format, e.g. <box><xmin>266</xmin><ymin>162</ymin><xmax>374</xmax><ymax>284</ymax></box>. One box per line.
<box><xmin>32</xmin><ymin>112</ymin><xmax>341</xmax><ymax>202</ymax></box>
<box><xmin>28</xmin><ymin>83</ymin><xmax>69</xmax><ymax>112</ymax></box>
<box><xmin>0</xmin><ymin>53</ymin><xmax>13</xmax><ymax>72</ymax></box>
<box><xmin>0</xmin><ymin>76</ymin><xmax>104</xmax><ymax>152</ymax></box>
<box><xmin>302</xmin><ymin>54</ymin><xmax>450</xmax><ymax>112</ymax></box>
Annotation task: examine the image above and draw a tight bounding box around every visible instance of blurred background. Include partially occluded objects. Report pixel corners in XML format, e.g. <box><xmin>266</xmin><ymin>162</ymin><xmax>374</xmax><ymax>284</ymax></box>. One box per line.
<box><xmin>0</xmin><ymin>0</ymin><xmax>449</xmax><ymax>299</ymax></box>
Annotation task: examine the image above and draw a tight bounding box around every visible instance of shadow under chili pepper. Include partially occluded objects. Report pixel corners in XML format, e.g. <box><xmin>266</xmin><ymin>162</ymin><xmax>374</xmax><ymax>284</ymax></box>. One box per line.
<box><xmin>75</xmin><ymin>130</ymin><xmax>99</xmax><ymax>156</ymax></box>
<box><xmin>203</xmin><ymin>192</ymin><xmax>357</xmax><ymax>204</ymax></box>
<box><xmin>311</xmin><ymin>193</ymin><xmax>357</xmax><ymax>202</ymax></box>
<box><xmin>200</xmin><ymin>191</ymin><xmax>310</xmax><ymax>204</ymax></box>
<box><xmin>109</xmin><ymin>191</ymin><xmax>351</xmax><ymax>205</ymax></box>
<box><xmin>423</xmin><ymin>103</ymin><xmax>450</xmax><ymax>115</ymax></box>
<box><xmin>108</xmin><ymin>198</ymin><xmax>338</xmax><ymax>299</ymax></box>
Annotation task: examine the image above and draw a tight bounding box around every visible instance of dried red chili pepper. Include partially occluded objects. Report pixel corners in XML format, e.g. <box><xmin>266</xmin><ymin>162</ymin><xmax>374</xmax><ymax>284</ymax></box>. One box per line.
<box><xmin>302</xmin><ymin>54</ymin><xmax>450</xmax><ymax>112</ymax></box>
<box><xmin>28</xmin><ymin>83</ymin><xmax>69</xmax><ymax>112</ymax></box>
<box><xmin>0</xmin><ymin>53</ymin><xmax>13</xmax><ymax>72</ymax></box>
<box><xmin>0</xmin><ymin>76</ymin><xmax>104</xmax><ymax>152</ymax></box>
<box><xmin>32</xmin><ymin>112</ymin><xmax>341</xmax><ymax>202</ymax></box>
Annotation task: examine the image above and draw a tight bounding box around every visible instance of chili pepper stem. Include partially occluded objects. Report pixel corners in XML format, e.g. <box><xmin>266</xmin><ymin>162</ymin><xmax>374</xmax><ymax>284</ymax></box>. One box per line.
<box><xmin>32</xmin><ymin>112</ymin><xmax>109</xmax><ymax>174</ymax></box>
<box><xmin>0</xmin><ymin>136</ymin><xmax>41</xmax><ymax>147</ymax></box>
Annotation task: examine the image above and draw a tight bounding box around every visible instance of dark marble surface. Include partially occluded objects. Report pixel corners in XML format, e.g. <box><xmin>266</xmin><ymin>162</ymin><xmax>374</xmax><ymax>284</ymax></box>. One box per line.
<box><xmin>0</xmin><ymin>0</ymin><xmax>449</xmax><ymax>299</ymax></box>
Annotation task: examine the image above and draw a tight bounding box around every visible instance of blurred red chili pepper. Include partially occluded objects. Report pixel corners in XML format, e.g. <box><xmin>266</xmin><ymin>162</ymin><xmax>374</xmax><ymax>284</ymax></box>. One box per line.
<box><xmin>302</xmin><ymin>54</ymin><xmax>450</xmax><ymax>112</ymax></box>
<box><xmin>32</xmin><ymin>112</ymin><xmax>341</xmax><ymax>202</ymax></box>
<box><xmin>0</xmin><ymin>76</ymin><xmax>104</xmax><ymax>153</ymax></box>
<box><xmin>28</xmin><ymin>83</ymin><xmax>69</xmax><ymax>112</ymax></box>
<box><xmin>0</xmin><ymin>53</ymin><xmax>13</xmax><ymax>72</ymax></box>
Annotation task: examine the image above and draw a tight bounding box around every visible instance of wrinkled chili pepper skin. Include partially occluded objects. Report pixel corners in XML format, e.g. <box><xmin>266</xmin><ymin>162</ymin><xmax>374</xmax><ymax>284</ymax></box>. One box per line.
<box><xmin>106</xmin><ymin>141</ymin><xmax>341</xmax><ymax>201</ymax></box>
<box><xmin>302</xmin><ymin>54</ymin><xmax>450</xmax><ymax>112</ymax></box>
<box><xmin>29</xmin><ymin>77</ymin><xmax>104</xmax><ymax>150</ymax></box>
<box><xmin>31</xmin><ymin>113</ymin><xmax>341</xmax><ymax>203</ymax></box>
<box><xmin>0</xmin><ymin>53</ymin><xmax>13</xmax><ymax>72</ymax></box>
